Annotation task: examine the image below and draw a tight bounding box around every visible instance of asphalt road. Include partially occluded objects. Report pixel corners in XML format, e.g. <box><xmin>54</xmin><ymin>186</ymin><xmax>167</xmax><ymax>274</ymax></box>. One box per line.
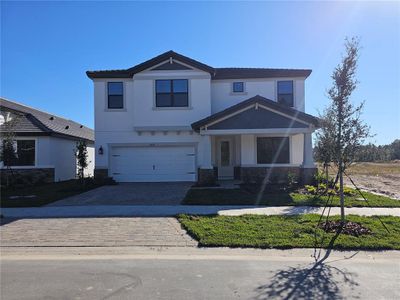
<box><xmin>1</xmin><ymin>251</ymin><xmax>399</xmax><ymax>300</ymax></box>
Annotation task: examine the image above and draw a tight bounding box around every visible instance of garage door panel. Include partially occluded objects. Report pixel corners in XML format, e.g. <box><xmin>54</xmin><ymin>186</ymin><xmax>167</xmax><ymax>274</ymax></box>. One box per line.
<box><xmin>111</xmin><ymin>146</ymin><xmax>196</xmax><ymax>182</ymax></box>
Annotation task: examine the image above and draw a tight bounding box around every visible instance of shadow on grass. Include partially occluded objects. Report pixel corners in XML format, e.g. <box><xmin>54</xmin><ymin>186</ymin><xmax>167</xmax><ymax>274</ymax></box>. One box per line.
<box><xmin>254</xmin><ymin>232</ymin><xmax>360</xmax><ymax>300</ymax></box>
<box><xmin>279</xmin><ymin>205</ymin><xmax>322</xmax><ymax>215</ymax></box>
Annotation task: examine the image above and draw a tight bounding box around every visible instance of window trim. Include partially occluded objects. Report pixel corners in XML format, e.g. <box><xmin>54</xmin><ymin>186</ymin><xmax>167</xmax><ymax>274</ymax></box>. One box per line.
<box><xmin>154</xmin><ymin>79</ymin><xmax>191</xmax><ymax>109</ymax></box>
<box><xmin>277</xmin><ymin>80</ymin><xmax>295</xmax><ymax>108</ymax></box>
<box><xmin>105</xmin><ymin>81</ymin><xmax>126</xmax><ymax>111</ymax></box>
<box><xmin>255</xmin><ymin>136</ymin><xmax>291</xmax><ymax>165</ymax></box>
<box><xmin>232</xmin><ymin>81</ymin><xmax>245</xmax><ymax>93</ymax></box>
<box><xmin>230</xmin><ymin>81</ymin><xmax>247</xmax><ymax>95</ymax></box>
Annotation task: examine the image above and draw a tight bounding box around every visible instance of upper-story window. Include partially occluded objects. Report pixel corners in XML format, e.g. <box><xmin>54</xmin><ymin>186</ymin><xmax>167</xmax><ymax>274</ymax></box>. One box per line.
<box><xmin>155</xmin><ymin>79</ymin><xmax>188</xmax><ymax>107</ymax></box>
<box><xmin>107</xmin><ymin>82</ymin><xmax>123</xmax><ymax>109</ymax></box>
<box><xmin>277</xmin><ymin>80</ymin><xmax>294</xmax><ymax>107</ymax></box>
<box><xmin>232</xmin><ymin>82</ymin><xmax>244</xmax><ymax>93</ymax></box>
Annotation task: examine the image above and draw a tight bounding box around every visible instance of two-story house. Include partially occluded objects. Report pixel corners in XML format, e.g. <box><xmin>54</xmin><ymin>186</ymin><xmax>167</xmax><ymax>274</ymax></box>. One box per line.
<box><xmin>87</xmin><ymin>51</ymin><xmax>319</xmax><ymax>185</ymax></box>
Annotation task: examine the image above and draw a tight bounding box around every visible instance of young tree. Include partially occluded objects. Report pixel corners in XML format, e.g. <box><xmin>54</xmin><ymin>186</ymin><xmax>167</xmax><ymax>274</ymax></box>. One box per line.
<box><xmin>315</xmin><ymin>37</ymin><xmax>372</xmax><ymax>223</ymax></box>
<box><xmin>75</xmin><ymin>140</ymin><xmax>89</xmax><ymax>182</ymax></box>
<box><xmin>0</xmin><ymin>112</ymin><xmax>20</xmax><ymax>186</ymax></box>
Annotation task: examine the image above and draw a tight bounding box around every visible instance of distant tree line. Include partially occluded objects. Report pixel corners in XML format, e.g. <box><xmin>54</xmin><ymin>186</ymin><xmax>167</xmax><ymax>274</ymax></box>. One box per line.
<box><xmin>315</xmin><ymin>139</ymin><xmax>400</xmax><ymax>162</ymax></box>
<box><xmin>354</xmin><ymin>139</ymin><xmax>400</xmax><ymax>162</ymax></box>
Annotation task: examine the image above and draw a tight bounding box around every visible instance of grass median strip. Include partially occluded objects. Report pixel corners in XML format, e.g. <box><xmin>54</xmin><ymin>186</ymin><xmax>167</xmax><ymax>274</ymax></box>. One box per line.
<box><xmin>178</xmin><ymin>214</ymin><xmax>400</xmax><ymax>250</ymax></box>
<box><xmin>182</xmin><ymin>188</ymin><xmax>400</xmax><ymax>207</ymax></box>
<box><xmin>1</xmin><ymin>179</ymin><xmax>104</xmax><ymax>207</ymax></box>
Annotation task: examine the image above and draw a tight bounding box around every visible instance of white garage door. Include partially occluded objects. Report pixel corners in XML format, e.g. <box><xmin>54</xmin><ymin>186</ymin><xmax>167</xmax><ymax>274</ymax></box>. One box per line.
<box><xmin>110</xmin><ymin>146</ymin><xmax>196</xmax><ymax>182</ymax></box>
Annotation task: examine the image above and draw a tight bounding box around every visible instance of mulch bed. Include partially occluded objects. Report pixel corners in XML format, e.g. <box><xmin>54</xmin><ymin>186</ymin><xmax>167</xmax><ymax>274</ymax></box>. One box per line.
<box><xmin>319</xmin><ymin>220</ymin><xmax>372</xmax><ymax>237</ymax></box>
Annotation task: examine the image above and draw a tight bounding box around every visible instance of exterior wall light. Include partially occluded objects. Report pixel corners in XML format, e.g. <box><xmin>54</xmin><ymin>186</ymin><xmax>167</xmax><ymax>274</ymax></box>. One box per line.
<box><xmin>98</xmin><ymin>146</ymin><xmax>104</xmax><ymax>155</ymax></box>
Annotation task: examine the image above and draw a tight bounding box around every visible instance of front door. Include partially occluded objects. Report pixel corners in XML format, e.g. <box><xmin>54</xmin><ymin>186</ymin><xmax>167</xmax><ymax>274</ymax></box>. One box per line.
<box><xmin>218</xmin><ymin>138</ymin><xmax>234</xmax><ymax>179</ymax></box>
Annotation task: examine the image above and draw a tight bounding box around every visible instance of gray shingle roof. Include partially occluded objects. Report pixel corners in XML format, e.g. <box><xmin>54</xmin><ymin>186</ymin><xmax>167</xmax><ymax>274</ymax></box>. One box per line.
<box><xmin>212</xmin><ymin>68</ymin><xmax>312</xmax><ymax>80</ymax></box>
<box><xmin>86</xmin><ymin>50</ymin><xmax>312</xmax><ymax>80</ymax></box>
<box><xmin>0</xmin><ymin>97</ymin><xmax>94</xmax><ymax>142</ymax></box>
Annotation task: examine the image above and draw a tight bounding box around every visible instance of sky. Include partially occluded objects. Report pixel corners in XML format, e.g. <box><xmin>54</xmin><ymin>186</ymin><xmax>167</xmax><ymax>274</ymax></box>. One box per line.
<box><xmin>1</xmin><ymin>1</ymin><xmax>399</xmax><ymax>145</ymax></box>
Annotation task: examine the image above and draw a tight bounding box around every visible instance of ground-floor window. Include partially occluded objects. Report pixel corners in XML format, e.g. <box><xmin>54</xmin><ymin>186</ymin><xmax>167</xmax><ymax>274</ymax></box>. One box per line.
<box><xmin>257</xmin><ymin>137</ymin><xmax>290</xmax><ymax>164</ymax></box>
<box><xmin>1</xmin><ymin>139</ymin><xmax>35</xmax><ymax>166</ymax></box>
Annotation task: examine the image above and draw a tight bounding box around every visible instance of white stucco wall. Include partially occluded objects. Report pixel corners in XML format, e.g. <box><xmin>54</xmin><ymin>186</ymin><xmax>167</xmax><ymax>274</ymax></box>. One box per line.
<box><xmin>133</xmin><ymin>70</ymin><xmax>211</xmax><ymax>127</ymax></box>
<box><xmin>50</xmin><ymin>137</ymin><xmax>77</xmax><ymax>181</ymax></box>
<box><xmin>94</xmin><ymin>69</ymin><xmax>211</xmax><ymax>133</ymax></box>
<box><xmin>211</xmin><ymin>78</ymin><xmax>306</xmax><ymax>113</ymax></box>
<box><xmin>36</xmin><ymin>136</ymin><xmax>52</xmax><ymax>166</ymax></box>
<box><xmin>50</xmin><ymin>138</ymin><xmax>94</xmax><ymax>180</ymax></box>
<box><xmin>91</xmin><ymin>59</ymin><xmax>310</xmax><ymax>173</ymax></box>
<box><xmin>93</xmin><ymin>66</ymin><xmax>214</xmax><ymax>172</ymax></box>
<box><xmin>1</xmin><ymin>136</ymin><xmax>94</xmax><ymax>181</ymax></box>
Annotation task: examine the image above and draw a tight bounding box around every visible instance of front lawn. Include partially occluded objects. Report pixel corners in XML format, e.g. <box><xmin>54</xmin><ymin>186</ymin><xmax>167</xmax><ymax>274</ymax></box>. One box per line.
<box><xmin>178</xmin><ymin>214</ymin><xmax>400</xmax><ymax>250</ymax></box>
<box><xmin>1</xmin><ymin>179</ymin><xmax>104</xmax><ymax>207</ymax></box>
<box><xmin>182</xmin><ymin>188</ymin><xmax>400</xmax><ymax>207</ymax></box>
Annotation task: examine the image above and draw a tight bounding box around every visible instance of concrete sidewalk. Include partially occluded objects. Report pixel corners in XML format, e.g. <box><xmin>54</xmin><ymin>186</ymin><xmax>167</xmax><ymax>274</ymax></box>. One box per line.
<box><xmin>2</xmin><ymin>205</ymin><xmax>399</xmax><ymax>218</ymax></box>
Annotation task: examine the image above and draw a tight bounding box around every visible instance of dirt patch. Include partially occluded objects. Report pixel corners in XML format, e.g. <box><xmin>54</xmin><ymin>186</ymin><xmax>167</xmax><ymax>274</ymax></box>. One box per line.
<box><xmin>343</xmin><ymin>174</ymin><xmax>400</xmax><ymax>200</ymax></box>
<box><xmin>319</xmin><ymin>220</ymin><xmax>372</xmax><ymax>237</ymax></box>
<box><xmin>325</xmin><ymin>162</ymin><xmax>400</xmax><ymax>200</ymax></box>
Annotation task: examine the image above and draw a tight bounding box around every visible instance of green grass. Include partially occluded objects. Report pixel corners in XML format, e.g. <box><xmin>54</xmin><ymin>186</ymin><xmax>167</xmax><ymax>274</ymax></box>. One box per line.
<box><xmin>178</xmin><ymin>214</ymin><xmax>400</xmax><ymax>250</ymax></box>
<box><xmin>1</xmin><ymin>179</ymin><xmax>103</xmax><ymax>207</ymax></box>
<box><xmin>182</xmin><ymin>188</ymin><xmax>400</xmax><ymax>207</ymax></box>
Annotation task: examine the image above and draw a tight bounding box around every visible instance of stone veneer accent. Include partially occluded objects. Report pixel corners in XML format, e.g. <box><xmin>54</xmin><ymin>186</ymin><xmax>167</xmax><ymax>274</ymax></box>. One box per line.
<box><xmin>300</xmin><ymin>167</ymin><xmax>317</xmax><ymax>185</ymax></box>
<box><xmin>94</xmin><ymin>168</ymin><xmax>109</xmax><ymax>180</ymax></box>
<box><xmin>197</xmin><ymin>168</ymin><xmax>216</xmax><ymax>186</ymax></box>
<box><xmin>240</xmin><ymin>166</ymin><xmax>317</xmax><ymax>185</ymax></box>
<box><xmin>213</xmin><ymin>167</ymin><xmax>218</xmax><ymax>179</ymax></box>
<box><xmin>240</xmin><ymin>166</ymin><xmax>301</xmax><ymax>184</ymax></box>
<box><xmin>234</xmin><ymin>166</ymin><xmax>241</xmax><ymax>180</ymax></box>
<box><xmin>0</xmin><ymin>168</ymin><xmax>54</xmax><ymax>185</ymax></box>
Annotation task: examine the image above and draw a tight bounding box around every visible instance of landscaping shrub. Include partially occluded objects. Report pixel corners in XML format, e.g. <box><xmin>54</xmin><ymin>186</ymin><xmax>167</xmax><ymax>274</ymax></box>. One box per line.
<box><xmin>343</xmin><ymin>186</ymin><xmax>357</xmax><ymax>196</ymax></box>
<box><xmin>305</xmin><ymin>185</ymin><xmax>317</xmax><ymax>194</ymax></box>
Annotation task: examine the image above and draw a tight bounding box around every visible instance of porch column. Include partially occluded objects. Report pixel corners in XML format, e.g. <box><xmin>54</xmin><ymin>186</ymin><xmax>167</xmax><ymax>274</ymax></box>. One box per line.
<box><xmin>302</xmin><ymin>132</ymin><xmax>315</xmax><ymax>168</ymax></box>
<box><xmin>200</xmin><ymin>135</ymin><xmax>213</xmax><ymax>169</ymax></box>
<box><xmin>197</xmin><ymin>134</ymin><xmax>215</xmax><ymax>185</ymax></box>
<box><xmin>301</xmin><ymin>132</ymin><xmax>316</xmax><ymax>184</ymax></box>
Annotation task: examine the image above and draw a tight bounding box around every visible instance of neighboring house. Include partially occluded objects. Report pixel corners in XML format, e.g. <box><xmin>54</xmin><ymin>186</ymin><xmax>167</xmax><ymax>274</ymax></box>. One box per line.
<box><xmin>0</xmin><ymin>98</ymin><xmax>94</xmax><ymax>183</ymax></box>
<box><xmin>87</xmin><ymin>50</ymin><xmax>319</xmax><ymax>184</ymax></box>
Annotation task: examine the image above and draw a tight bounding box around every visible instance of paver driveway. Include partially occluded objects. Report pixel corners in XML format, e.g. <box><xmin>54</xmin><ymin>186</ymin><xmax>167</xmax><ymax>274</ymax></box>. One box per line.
<box><xmin>0</xmin><ymin>217</ymin><xmax>197</xmax><ymax>247</ymax></box>
<box><xmin>47</xmin><ymin>182</ymin><xmax>192</xmax><ymax>206</ymax></box>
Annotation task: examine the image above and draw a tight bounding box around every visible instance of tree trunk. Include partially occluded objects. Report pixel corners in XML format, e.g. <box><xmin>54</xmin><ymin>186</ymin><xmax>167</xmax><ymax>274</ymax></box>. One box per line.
<box><xmin>324</xmin><ymin>163</ymin><xmax>329</xmax><ymax>192</ymax></box>
<box><xmin>339</xmin><ymin>163</ymin><xmax>345</xmax><ymax>223</ymax></box>
<box><xmin>337</xmin><ymin>87</ymin><xmax>345</xmax><ymax>223</ymax></box>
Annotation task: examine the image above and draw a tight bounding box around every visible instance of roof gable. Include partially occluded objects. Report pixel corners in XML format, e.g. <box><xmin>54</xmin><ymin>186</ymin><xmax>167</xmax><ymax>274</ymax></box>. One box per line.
<box><xmin>208</xmin><ymin>106</ymin><xmax>309</xmax><ymax>130</ymax></box>
<box><xmin>86</xmin><ymin>50</ymin><xmax>214</xmax><ymax>78</ymax></box>
<box><xmin>191</xmin><ymin>95</ymin><xmax>320</xmax><ymax>131</ymax></box>
<box><xmin>150</xmin><ymin>61</ymin><xmax>192</xmax><ymax>71</ymax></box>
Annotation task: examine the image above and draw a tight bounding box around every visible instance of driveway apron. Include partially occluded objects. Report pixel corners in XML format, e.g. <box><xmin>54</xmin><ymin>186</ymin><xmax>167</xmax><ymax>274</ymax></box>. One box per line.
<box><xmin>47</xmin><ymin>182</ymin><xmax>192</xmax><ymax>206</ymax></box>
<box><xmin>0</xmin><ymin>217</ymin><xmax>197</xmax><ymax>247</ymax></box>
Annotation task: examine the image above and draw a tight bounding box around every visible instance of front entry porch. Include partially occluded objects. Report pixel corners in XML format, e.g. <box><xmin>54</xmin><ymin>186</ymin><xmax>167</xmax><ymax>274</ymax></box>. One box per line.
<box><xmin>192</xmin><ymin>95</ymin><xmax>320</xmax><ymax>186</ymax></box>
<box><xmin>208</xmin><ymin>132</ymin><xmax>316</xmax><ymax>184</ymax></box>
